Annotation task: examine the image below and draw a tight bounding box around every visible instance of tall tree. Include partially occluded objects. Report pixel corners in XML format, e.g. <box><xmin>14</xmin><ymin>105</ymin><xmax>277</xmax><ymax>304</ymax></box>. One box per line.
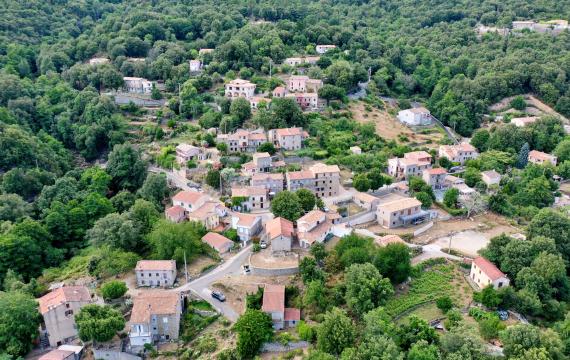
<box><xmin>106</xmin><ymin>144</ymin><xmax>147</xmax><ymax>192</ymax></box>
<box><xmin>0</xmin><ymin>291</ymin><xmax>42</xmax><ymax>357</ymax></box>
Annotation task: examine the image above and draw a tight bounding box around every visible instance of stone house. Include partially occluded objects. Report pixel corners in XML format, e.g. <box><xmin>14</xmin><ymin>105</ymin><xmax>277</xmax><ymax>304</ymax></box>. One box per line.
<box><xmin>422</xmin><ymin>168</ymin><xmax>447</xmax><ymax>190</ymax></box>
<box><xmin>135</xmin><ymin>260</ymin><xmax>177</xmax><ymax>288</ymax></box>
<box><xmin>376</xmin><ymin>197</ymin><xmax>425</xmax><ymax>228</ymax></box>
<box><xmin>263</xmin><ymin>217</ymin><xmax>295</xmax><ymax>253</ymax></box>
<box><xmin>129</xmin><ymin>291</ymin><xmax>182</xmax><ymax>346</ymax></box>
<box><xmin>251</xmin><ymin>173</ymin><xmax>285</xmax><ymax>194</ymax></box>
<box><xmin>268</xmin><ymin>127</ymin><xmax>309</xmax><ymax>150</ymax></box>
<box><xmin>123</xmin><ymin>77</ymin><xmax>153</xmax><ymax>94</ymax></box>
<box><xmin>261</xmin><ymin>284</ymin><xmax>300</xmax><ymax>329</ymax></box>
<box><xmin>231</xmin><ymin>186</ymin><xmax>269</xmax><ymax>211</ymax></box>
<box><xmin>38</xmin><ymin>286</ymin><xmax>93</xmax><ymax>347</ymax></box>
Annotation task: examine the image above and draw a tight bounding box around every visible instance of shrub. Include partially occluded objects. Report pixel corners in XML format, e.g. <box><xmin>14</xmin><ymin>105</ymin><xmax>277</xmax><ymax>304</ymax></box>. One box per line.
<box><xmin>297</xmin><ymin>321</ymin><xmax>316</xmax><ymax>342</ymax></box>
<box><xmin>436</xmin><ymin>296</ymin><xmax>454</xmax><ymax>313</ymax></box>
<box><xmin>100</xmin><ymin>280</ymin><xmax>128</xmax><ymax>300</ymax></box>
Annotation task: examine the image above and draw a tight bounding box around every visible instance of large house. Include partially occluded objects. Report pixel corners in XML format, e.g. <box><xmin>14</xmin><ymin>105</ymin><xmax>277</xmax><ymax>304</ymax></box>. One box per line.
<box><xmin>262</xmin><ymin>284</ymin><xmax>300</xmax><ymax>330</ymax></box>
<box><xmin>171</xmin><ymin>191</ymin><xmax>208</xmax><ymax>213</ymax></box>
<box><xmin>439</xmin><ymin>143</ymin><xmax>479</xmax><ymax>165</ymax></box>
<box><xmin>315</xmin><ymin>45</ymin><xmax>336</xmax><ymax>54</ymax></box>
<box><xmin>251</xmin><ymin>173</ymin><xmax>285</xmax><ymax>194</ymax></box>
<box><xmin>123</xmin><ymin>77</ymin><xmax>153</xmax><ymax>94</ymax></box>
<box><xmin>376</xmin><ymin>197</ymin><xmax>427</xmax><ymax>228</ymax></box>
<box><xmin>263</xmin><ymin>217</ymin><xmax>295</xmax><ymax>253</ymax></box>
<box><xmin>287</xmin><ymin>76</ymin><xmax>323</xmax><ymax>93</ymax></box>
<box><xmin>528</xmin><ymin>150</ymin><xmax>557</xmax><ymax>166</ymax></box>
<box><xmin>388</xmin><ymin>151</ymin><xmax>433</xmax><ymax>180</ymax></box>
<box><xmin>397</xmin><ymin>107</ymin><xmax>432</xmax><ymax>126</ymax></box>
<box><xmin>38</xmin><ymin>286</ymin><xmax>93</xmax><ymax>347</ymax></box>
<box><xmin>165</xmin><ymin>191</ymin><xmax>226</xmax><ymax>229</ymax></box>
<box><xmin>135</xmin><ymin>260</ymin><xmax>177</xmax><ymax>288</ymax></box>
<box><xmin>202</xmin><ymin>232</ymin><xmax>234</xmax><ymax>254</ymax></box>
<box><xmin>297</xmin><ymin>210</ymin><xmax>334</xmax><ymax>248</ymax></box>
<box><xmin>216</xmin><ymin>129</ymin><xmax>267</xmax><ymax>153</ymax></box>
<box><xmin>187</xmin><ymin>201</ymin><xmax>227</xmax><ymax>230</ymax></box>
<box><xmin>285</xmin><ymin>92</ymin><xmax>319</xmax><ymax>111</ymax></box>
<box><xmin>231</xmin><ymin>212</ymin><xmax>263</xmax><ymax>243</ymax></box>
<box><xmin>470</xmin><ymin>257</ymin><xmax>510</xmax><ymax>290</ymax></box>
<box><xmin>268</xmin><ymin>127</ymin><xmax>309</xmax><ymax>150</ymax></box>
<box><xmin>231</xmin><ymin>186</ymin><xmax>269</xmax><ymax>211</ymax></box>
<box><xmin>129</xmin><ymin>291</ymin><xmax>182</xmax><ymax>346</ymax></box>
<box><xmin>225</xmin><ymin>79</ymin><xmax>256</xmax><ymax>99</ymax></box>
<box><xmin>285</xmin><ymin>164</ymin><xmax>341</xmax><ymax>198</ymax></box>
<box><xmin>175</xmin><ymin>143</ymin><xmax>202</xmax><ymax>164</ymax></box>
<box><xmin>249</xmin><ymin>96</ymin><xmax>271</xmax><ymax>109</ymax></box>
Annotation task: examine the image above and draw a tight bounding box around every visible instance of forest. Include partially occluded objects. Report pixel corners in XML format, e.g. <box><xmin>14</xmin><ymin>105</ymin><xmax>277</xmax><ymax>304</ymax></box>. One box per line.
<box><xmin>1</xmin><ymin>0</ymin><xmax>570</xmax><ymax>359</ymax></box>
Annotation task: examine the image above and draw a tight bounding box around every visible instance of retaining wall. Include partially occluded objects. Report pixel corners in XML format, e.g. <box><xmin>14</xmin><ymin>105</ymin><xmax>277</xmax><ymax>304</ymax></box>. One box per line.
<box><xmin>93</xmin><ymin>350</ymin><xmax>142</xmax><ymax>360</ymax></box>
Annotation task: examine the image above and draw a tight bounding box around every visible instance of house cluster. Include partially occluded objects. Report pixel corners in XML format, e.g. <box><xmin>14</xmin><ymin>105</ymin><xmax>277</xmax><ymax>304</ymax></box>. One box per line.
<box><xmin>272</xmin><ymin>75</ymin><xmax>324</xmax><ymax>111</ymax></box>
<box><xmin>123</xmin><ymin>77</ymin><xmax>154</xmax><ymax>94</ymax></box>
<box><xmin>438</xmin><ymin>143</ymin><xmax>479</xmax><ymax>165</ymax></box>
<box><xmin>165</xmin><ymin>190</ymin><xmax>227</xmax><ymax>230</ymax></box>
<box><xmin>217</xmin><ymin>127</ymin><xmax>308</xmax><ymax>153</ymax></box>
<box><xmin>397</xmin><ymin>107</ymin><xmax>433</xmax><ymax>126</ymax></box>
<box><xmin>283</xmin><ymin>55</ymin><xmax>320</xmax><ymax>67</ymax></box>
<box><xmin>512</xmin><ymin>19</ymin><xmax>569</xmax><ymax>34</ymax></box>
<box><xmin>241</xmin><ymin>152</ymin><xmax>286</xmax><ymax>176</ymax></box>
<box><xmin>297</xmin><ymin>210</ymin><xmax>338</xmax><ymax>248</ymax></box>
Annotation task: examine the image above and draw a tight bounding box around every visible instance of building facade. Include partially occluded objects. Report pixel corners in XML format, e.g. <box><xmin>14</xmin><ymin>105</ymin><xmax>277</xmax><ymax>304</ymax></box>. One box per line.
<box><xmin>470</xmin><ymin>257</ymin><xmax>510</xmax><ymax>289</ymax></box>
<box><xmin>397</xmin><ymin>107</ymin><xmax>432</xmax><ymax>126</ymax></box>
<box><xmin>225</xmin><ymin>79</ymin><xmax>256</xmax><ymax>99</ymax></box>
<box><xmin>135</xmin><ymin>260</ymin><xmax>177</xmax><ymax>288</ymax></box>
<box><xmin>123</xmin><ymin>77</ymin><xmax>153</xmax><ymax>94</ymax></box>
<box><xmin>129</xmin><ymin>292</ymin><xmax>182</xmax><ymax>346</ymax></box>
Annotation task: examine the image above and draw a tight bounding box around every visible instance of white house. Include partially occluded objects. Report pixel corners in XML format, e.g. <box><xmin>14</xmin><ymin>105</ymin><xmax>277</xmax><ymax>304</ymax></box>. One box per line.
<box><xmin>225</xmin><ymin>79</ymin><xmax>256</xmax><ymax>99</ymax></box>
<box><xmin>135</xmin><ymin>260</ymin><xmax>177</xmax><ymax>288</ymax></box>
<box><xmin>470</xmin><ymin>257</ymin><xmax>510</xmax><ymax>290</ymax></box>
<box><xmin>123</xmin><ymin>77</ymin><xmax>153</xmax><ymax>94</ymax></box>
<box><xmin>481</xmin><ymin>170</ymin><xmax>502</xmax><ymax>187</ymax></box>
<box><xmin>316</xmin><ymin>45</ymin><xmax>336</xmax><ymax>54</ymax></box>
<box><xmin>231</xmin><ymin>212</ymin><xmax>262</xmax><ymax>243</ymax></box>
<box><xmin>397</xmin><ymin>107</ymin><xmax>432</xmax><ymax>126</ymax></box>
<box><xmin>189</xmin><ymin>59</ymin><xmax>202</xmax><ymax>73</ymax></box>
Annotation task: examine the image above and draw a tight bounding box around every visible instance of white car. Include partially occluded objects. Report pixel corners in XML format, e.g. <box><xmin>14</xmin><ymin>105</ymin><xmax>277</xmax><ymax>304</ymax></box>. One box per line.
<box><xmin>259</xmin><ymin>241</ymin><xmax>267</xmax><ymax>249</ymax></box>
<box><xmin>243</xmin><ymin>264</ymin><xmax>251</xmax><ymax>275</ymax></box>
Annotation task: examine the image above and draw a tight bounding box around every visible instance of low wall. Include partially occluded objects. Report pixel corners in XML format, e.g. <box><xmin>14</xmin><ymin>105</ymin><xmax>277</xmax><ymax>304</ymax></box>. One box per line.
<box><xmin>413</xmin><ymin>221</ymin><xmax>434</xmax><ymax>236</ymax></box>
<box><xmin>261</xmin><ymin>341</ymin><xmax>309</xmax><ymax>352</ymax></box>
<box><xmin>251</xmin><ymin>265</ymin><xmax>299</xmax><ymax>276</ymax></box>
<box><xmin>339</xmin><ymin>210</ymin><xmax>376</xmax><ymax>225</ymax></box>
<box><xmin>93</xmin><ymin>350</ymin><xmax>142</xmax><ymax>360</ymax></box>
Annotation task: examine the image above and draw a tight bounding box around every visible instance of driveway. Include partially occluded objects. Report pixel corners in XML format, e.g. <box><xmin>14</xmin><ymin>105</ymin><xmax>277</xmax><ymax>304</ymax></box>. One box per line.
<box><xmin>172</xmin><ymin>245</ymin><xmax>252</xmax><ymax>322</ymax></box>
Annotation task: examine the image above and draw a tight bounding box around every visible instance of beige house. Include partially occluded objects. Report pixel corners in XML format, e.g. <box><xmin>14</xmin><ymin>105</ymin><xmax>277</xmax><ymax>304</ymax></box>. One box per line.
<box><xmin>135</xmin><ymin>260</ymin><xmax>177</xmax><ymax>288</ymax></box>
<box><xmin>439</xmin><ymin>143</ymin><xmax>479</xmax><ymax>164</ymax></box>
<box><xmin>231</xmin><ymin>186</ymin><xmax>269</xmax><ymax>211</ymax></box>
<box><xmin>528</xmin><ymin>150</ymin><xmax>557</xmax><ymax>166</ymax></box>
<box><xmin>284</xmin><ymin>56</ymin><xmax>320</xmax><ymax>66</ymax></box>
<box><xmin>251</xmin><ymin>173</ymin><xmax>284</xmax><ymax>194</ymax></box>
<box><xmin>225</xmin><ymin>79</ymin><xmax>256</xmax><ymax>99</ymax></box>
<box><xmin>217</xmin><ymin>129</ymin><xmax>267</xmax><ymax>153</ymax></box>
<box><xmin>263</xmin><ymin>217</ymin><xmax>295</xmax><ymax>253</ymax></box>
<box><xmin>249</xmin><ymin>96</ymin><xmax>271</xmax><ymax>109</ymax></box>
<box><xmin>202</xmin><ymin>232</ymin><xmax>234</xmax><ymax>254</ymax></box>
<box><xmin>481</xmin><ymin>170</ymin><xmax>502</xmax><ymax>187</ymax></box>
<box><xmin>422</xmin><ymin>168</ymin><xmax>447</xmax><ymax>190</ymax></box>
<box><xmin>172</xmin><ymin>191</ymin><xmax>208</xmax><ymax>213</ymax></box>
<box><xmin>353</xmin><ymin>192</ymin><xmax>380</xmax><ymax>211</ymax></box>
<box><xmin>129</xmin><ymin>291</ymin><xmax>182</xmax><ymax>346</ymax></box>
<box><xmin>268</xmin><ymin>127</ymin><xmax>309</xmax><ymax>150</ymax></box>
<box><xmin>175</xmin><ymin>143</ymin><xmax>202</xmax><ymax>164</ymax></box>
<box><xmin>310</xmin><ymin>163</ymin><xmax>341</xmax><ymax>198</ymax></box>
<box><xmin>262</xmin><ymin>284</ymin><xmax>300</xmax><ymax>329</ymax></box>
<box><xmin>272</xmin><ymin>86</ymin><xmax>286</xmax><ymax>98</ymax></box>
<box><xmin>38</xmin><ymin>286</ymin><xmax>93</xmax><ymax>347</ymax></box>
<box><xmin>198</xmin><ymin>48</ymin><xmax>214</xmax><ymax>55</ymax></box>
<box><xmin>470</xmin><ymin>257</ymin><xmax>510</xmax><ymax>290</ymax></box>
<box><xmin>297</xmin><ymin>210</ymin><xmax>333</xmax><ymax>248</ymax></box>
<box><xmin>231</xmin><ymin>212</ymin><xmax>263</xmax><ymax>243</ymax></box>
<box><xmin>388</xmin><ymin>151</ymin><xmax>433</xmax><ymax>180</ymax></box>
<box><xmin>187</xmin><ymin>201</ymin><xmax>227</xmax><ymax>230</ymax></box>
<box><xmin>376</xmin><ymin>197</ymin><xmax>425</xmax><ymax>228</ymax></box>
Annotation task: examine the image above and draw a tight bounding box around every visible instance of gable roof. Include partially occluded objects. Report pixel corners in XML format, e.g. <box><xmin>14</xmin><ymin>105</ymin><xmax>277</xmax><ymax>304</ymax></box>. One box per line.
<box><xmin>297</xmin><ymin>210</ymin><xmax>326</xmax><ymax>225</ymax></box>
<box><xmin>265</xmin><ymin>217</ymin><xmax>294</xmax><ymax>240</ymax></box>
<box><xmin>135</xmin><ymin>260</ymin><xmax>176</xmax><ymax>272</ymax></box>
<box><xmin>233</xmin><ymin>212</ymin><xmax>261</xmax><ymax>228</ymax></box>
<box><xmin>380</xmin><ymin>197</ymin><xmax>422</xmax><ymax>212</ymax></box>
<box><xmin>130</xmin><ymin>291</ymin><xmax>180</xmax><ymax>323</ymax></box>
<box><xmin>38</xmin><ymin>286</ymin><xmax>91</xmax><ymax>315</ymax></box>
<box><xmin>473</xmin><ymin>257</ymin><xmax>507</xmax><ymax>281</ymax></box>
<box><xmin>172</xmin><ymin>190</ymin><xmax>207</xmax><ymax>204</ymax></box>
<box><xmin>262</xmin><ymin>284</ymin><xmax>285</xmax><ymax>313</ymax></box>
<box><xmin>202</xmin><ymin>232</ymin><xmax>234</xmax><ymax>251</ymax></box>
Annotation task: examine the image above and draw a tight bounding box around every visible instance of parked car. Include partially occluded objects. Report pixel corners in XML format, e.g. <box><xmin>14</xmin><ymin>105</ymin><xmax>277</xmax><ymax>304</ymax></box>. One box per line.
<box><xmin>497</xmin><ymin>310</ymin><xmax>509</xmax><ymax>321</ymax></box>
<box><xmin>259</xmin><ymin>241</ymin><xmax>267</xmax><ymax>249</ymax></box>
<box><xmin>211</xmin><ymin>291</ymin><xmax>226</xmax><ymax>302</ymax></box>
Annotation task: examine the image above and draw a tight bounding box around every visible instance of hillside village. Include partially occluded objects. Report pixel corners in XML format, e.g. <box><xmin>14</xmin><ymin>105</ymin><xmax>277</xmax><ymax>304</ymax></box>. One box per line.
<box><xmin>2</xmin><ymin>2</ymin><xmax>570</xmax><ymax>360</ymax></box>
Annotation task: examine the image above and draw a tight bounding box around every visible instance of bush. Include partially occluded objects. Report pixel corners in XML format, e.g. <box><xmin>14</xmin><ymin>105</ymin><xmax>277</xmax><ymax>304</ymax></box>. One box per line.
<box><xmin>436</xmin><ymin>296</ymin><xmax>454</xmax><ymax>313</ymax></box>
<box><xmin>297</xmin><ymin>321</ymin><xmax>316</xmax><ymax>342</ymax></box>
<box><xmin>478</xmin><ymin>316</ymin><xmax>505</xmax><ymax>340</ymax></box>
<box><xmin>100</xmin><ymin>280</ymin><xmax>128</xmax><ymax>300</ymax></box>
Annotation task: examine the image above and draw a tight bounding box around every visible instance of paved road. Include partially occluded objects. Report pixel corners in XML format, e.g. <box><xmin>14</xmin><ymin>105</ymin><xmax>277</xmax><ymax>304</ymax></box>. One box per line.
<box><xmin>172</xmin><ymin>245</ymin><xmax>252</xmax><ymax>322</ymax></box>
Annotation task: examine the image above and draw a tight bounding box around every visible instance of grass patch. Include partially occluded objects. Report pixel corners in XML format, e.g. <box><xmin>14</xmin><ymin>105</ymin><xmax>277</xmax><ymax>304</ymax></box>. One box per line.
<box><xmin>396</xmin><ymin>302</ymin><xmax>443</xmax><ymax>325</ymax></box>
<box><xmin>181</xmin><ymin>310</ymin><xmax>219</xmax><ymax>342</ymax></box>
<box><xmin>189</xmin><ymin>300</ymin><xmax>214</xmax><ymax>311</ymax></box>
<box><xmin>385</xmin><ymin>263</ymin><xmax>466</xmax><ymax>318</ymax></box>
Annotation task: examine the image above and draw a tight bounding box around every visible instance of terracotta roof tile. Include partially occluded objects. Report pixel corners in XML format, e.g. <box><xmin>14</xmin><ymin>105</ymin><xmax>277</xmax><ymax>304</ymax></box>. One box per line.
<box><xmin>39</xmin><ymin>350</ymin><xmax>75</xmax><ymax>360</ymax></box>
<box><xmin>262</xmin><ymin>284</ymin><xmax>285</xmax><ymax>313</ymax></box>
<box><xmin>135</xmin><ymin>260</ymin><xmax>176</xmax><ymax>272</ymax></box>
<box><xmin>202</xmin><ymin>232</ymin><xmax>234</xmax><ymax>251</ymax></box>
<box><xmin>130</xmin><ymin>291</ymin><xmax>180</xmax><ymax>324</ymax></box>
<box><xmin>265</xmin><ymin>217</ymin><xmax>294</xmax><ymax>240</ymax></box>
<box><xmin>473</xmin><ymin>257</ymin><xmax>506</xmax><ymax>281</ymax></box>
<box><xmin>284</xmin><ymin>308</ymin><xmax>301</xmax><ymax>321</ymax></box>
<box><xmin>172</xmin><ymin>191</ymin><xmax>208</xmax><ymax>204</ymax></box>
<box><xmin>38</xmin><ymin>286</ymin><xmax>91</xmax><ymax>315</ymax></box>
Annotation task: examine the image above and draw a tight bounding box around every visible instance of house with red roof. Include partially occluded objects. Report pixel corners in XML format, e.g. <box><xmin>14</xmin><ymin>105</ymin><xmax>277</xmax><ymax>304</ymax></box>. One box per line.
<box><xmin>422</xmin><ymin>167</ymin><xmax>447</xmax><ymax>190</ymax></box>
<box><xmin>263</xmin><ymin>217</ymin><xmax>295</xmax><ymax>253</ymax></box>
<box><xmin>37</xmin><ymin>286</ymin><xmax>93</xmax><ymax>347</ymax></box>
<box><xmin>202</xmin><ymin>232</ymin><xmax>234</xmax><ymax>254</ymax></box>
<box><xmin>470</xmin><ymin>257</ymin><xmax>510</xmax><ymax>290</ymax></box>
<box><xmin>261</xmin><ymin>284</ymin><xmax>300</xmax><ymax>329</ymax></box>
<box><xmin>135</xmin><ymin>260</ymin><xmax>177</xmax><ymax>288</ymax></box>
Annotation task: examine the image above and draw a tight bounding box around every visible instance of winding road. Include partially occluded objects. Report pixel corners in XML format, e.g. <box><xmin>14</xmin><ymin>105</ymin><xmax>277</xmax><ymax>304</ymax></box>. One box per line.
<box><xmin>171</xmin><ymin>245</ymin><xmax>252</xmax><ymax>322</ymax></box>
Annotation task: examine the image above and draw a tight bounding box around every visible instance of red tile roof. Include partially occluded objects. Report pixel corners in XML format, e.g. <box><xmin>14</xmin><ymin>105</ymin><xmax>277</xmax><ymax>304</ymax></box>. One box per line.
<box><xmin>130</xmin><ymin>291</ymin><xmax>180</xmax><ymax>323</ymax></box>
<box><xmin>473</xmin><ymin>257</ymin><xmax>506</xmax><ymax>281</ymax></box>
<box><xmin>39</xmin><ymin>350</ymin><xmax>75</xmax><ymax>360</ymax></box>
<box><xmin>425</xmin><ymin>168</ymin><xmax>447</xmax><ymax>175</ymax></box>
<box><xmin>38</xmin><ymin>286</ymin><xmax>91</xmax><ymax>315</ymax></box>
<box><xmin>165</xmin><ymin>205</ymin><xmax>186</xmax><ymax>218</ymax></box>
<box><xmin>135</xmin><ymin>260</ymin><xmax>176</xmax><ymax>272</ymax></box>
<box><xmin>284</xmin><ymin>308</ymin><xmax>301</xmax><ymax>321</ymax></box>
<box><xmin>202</xmin><ymin>232</ymin><xmax>234</xmax><ymax>251</ymax></box>
<box><xmin>265</xmin><ymin>217</ymin><xmax>294</xmax><ymax>240</ymax></box>
<box><xmin>172</xmin><ymin>190</ymin><xmax>207</xmax><ymax>204</ymax></box>
<box><xmin>262</xmin><ymin>284</ymin><xmax>285</xmax><ymax>313</ymax></box>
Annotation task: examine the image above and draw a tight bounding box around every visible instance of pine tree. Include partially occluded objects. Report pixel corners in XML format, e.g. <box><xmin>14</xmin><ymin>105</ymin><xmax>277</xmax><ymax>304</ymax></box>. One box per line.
<box><xmin>516</xmin><ymin>142</ymin><xmax>529</xmax><ymax>169</ymax></box>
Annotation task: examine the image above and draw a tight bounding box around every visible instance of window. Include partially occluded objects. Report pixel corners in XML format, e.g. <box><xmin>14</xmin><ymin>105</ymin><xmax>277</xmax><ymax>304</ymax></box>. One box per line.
<box><xmin>163</xmin><ymin>317</ymin><xmax>168</xmax><ymax>324</ymax></box>
<box><xmin>65</xmin><ymin>310</ymin><xmax>73</xmax><ymax>316</ymax></box>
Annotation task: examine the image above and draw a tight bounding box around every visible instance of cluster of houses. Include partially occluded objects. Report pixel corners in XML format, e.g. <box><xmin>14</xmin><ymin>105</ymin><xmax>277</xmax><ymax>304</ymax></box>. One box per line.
<box><xmin>477</xmin><ymin>19</ymin><xmax>569</xmax><ymax>36</ymax></box>
<box><xmin>216</xmin><ymin>127</ymin><xmax>309</xmax><ymax>153</ymax></box>
<box><xmin>224</xmin><ymin>75</ymin><xmax>324</xmax><ymax>111</ymax></box>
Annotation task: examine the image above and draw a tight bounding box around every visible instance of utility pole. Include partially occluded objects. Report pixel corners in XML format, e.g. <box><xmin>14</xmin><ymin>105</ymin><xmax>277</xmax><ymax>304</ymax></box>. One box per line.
<box><xmin>178</xmin><ymin>83</ymin><xmax>182</xmax><ymax>115</ymax></box>
<box><xmin>184</xmin><ymin>250</ymin><xmax>189</xmax><ymax>283</ymax></box>
<box><xmin>269</xmin><ymin>58</ymin><xmax>273</xmax><ymax>77</ymax></box>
